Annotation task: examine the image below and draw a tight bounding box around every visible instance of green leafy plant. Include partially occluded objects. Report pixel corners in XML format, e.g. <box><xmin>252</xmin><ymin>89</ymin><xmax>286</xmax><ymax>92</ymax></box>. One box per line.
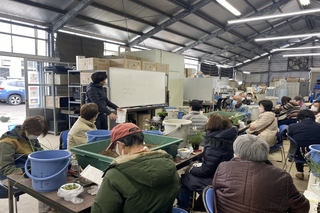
<box><xmin>187</xmin><ymin>130</ymin><xmax>205</xmax><ymax>146</ymax></box>
<box><xmin>157</xmin><ymin>111</ymin><xmax>167</xmax><ymax>119</ymax></box>
<box><xmin>303</xmin><ymin>151</ymin><xmax>320</xmax><ymax>177</ymax></box>
<box><xmin>229</xmin><ymin>113</ymin><xmax>239</xmax><ymax>126</ymax></box>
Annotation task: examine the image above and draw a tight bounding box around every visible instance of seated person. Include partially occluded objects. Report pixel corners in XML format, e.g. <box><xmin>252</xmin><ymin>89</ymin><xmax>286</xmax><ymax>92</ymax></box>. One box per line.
<box><xmin>311</xmin><ymin>100</ymin><xmax>320</xmax><ymax>123</ymax></box>
<box><xmin>212</xmin><ymin>134</ymin><xmax>310</xmax><ymax>213</ymax></box>
<box><xmin>0</xmin><ymin>116</ymin><xmax>51</xmax><ymax>213</ymax></box>
<box><xmin>288</xmin><ymin>109</ymin><xmax>320</xmax><ymax>180</ymax></box>
<box><xmin>177</xmin><ymin>114</ymin><xmax>237</xmax><ymax>211</ymax></box>
<box><xmin>294</xmin><ymin>95</ymin><xmax>307</xmax><ymax>110</ymax></box>
<box><xmin>67</xmin><ymin>103</ymin><xmax>99</xmax><ymax>149</ymax></box>
<box><xmin>242</xmin><ymin>92</ymin><xmax>254</xmax><ymax>105</ymax></box>
<box><xmin>246</xmin><ymin>100</ymin><xmax>278</xmax><ymax>146</ymax></box>
<box><xmin>182</xmin><ymin>99</ymin><xmax>208</xmax><ymax>134</ymax></box>
<box><xmin>91</xmin><ymin>123</ymin><xmax>180</xmax><ymax>213</ymax></box>
<box><xmin>277</xmin><ymin>96</ymin><xmax>300</xmax><ymax>126</ymax></box>
<box><xmin>232</xmin><ymin>95</ymin><xmax>250</xmax><ymax>120</ymax></box>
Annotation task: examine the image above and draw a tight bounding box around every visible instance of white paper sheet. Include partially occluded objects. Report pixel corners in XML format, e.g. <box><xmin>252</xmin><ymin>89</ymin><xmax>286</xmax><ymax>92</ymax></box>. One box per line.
<box><xmin>80</xmin><ymin>164</ymin><xmax>103</xmax><ymax>186</ymax></box>
<box><xmin>116</xmin><ymin>109</ymin><xmax>127</xmax><ymax>123</ymax></box>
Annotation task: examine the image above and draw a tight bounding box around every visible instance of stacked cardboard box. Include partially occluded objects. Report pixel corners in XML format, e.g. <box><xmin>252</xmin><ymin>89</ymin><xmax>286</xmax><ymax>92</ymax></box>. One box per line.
<box><xmin>110</xmin><ymin>59</ymin><xmax>142</xmax><ymax>70</ymax></box>
<box><xmin>77</xmin><ymin>58</ymin><xmax>110</xmax><ymax>70</ymax></box>
<box><xmin>156</xmin><ymin>63</ymin><xmax>169</xmax><ymax>75</ymax></box>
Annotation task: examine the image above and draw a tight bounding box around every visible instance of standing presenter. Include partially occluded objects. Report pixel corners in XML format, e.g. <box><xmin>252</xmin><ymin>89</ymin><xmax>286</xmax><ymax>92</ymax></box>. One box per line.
<box><xmin>86</xmin><ymin>71</ymin><xmax>122</xmax><ymax>129</ymax></box>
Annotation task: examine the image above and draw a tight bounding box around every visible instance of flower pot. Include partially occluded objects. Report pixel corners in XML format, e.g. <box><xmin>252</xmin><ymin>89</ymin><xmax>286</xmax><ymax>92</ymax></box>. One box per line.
<box><xmin>192</xmin><ymin>143</ymin><xmax>200</xmax><ymax>150</ymax></box>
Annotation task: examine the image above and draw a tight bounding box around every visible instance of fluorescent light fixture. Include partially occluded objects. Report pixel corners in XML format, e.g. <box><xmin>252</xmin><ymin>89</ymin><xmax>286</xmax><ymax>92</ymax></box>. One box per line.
<box><xmin>243</xmin><ymin>71</ymin><xmax>251</xmax><ymax>74</ymax></box>
<box><xmin>300</xmin><ymin>0</ymin><xmax>310</xmax><ymax>6</ymax></box>
<box><xmin>243</xmin><ymin>59</ymin><xmax>251</xmax><ymax>63</ymax></box>
<box><xmin>255</xmin><ymin>33</ymin><xmax>320</xmax><ymax>42</ymax></box>
<box><xmin>228</xmin><ymin>8</ymin><xmax>320</xmax><ymax>24</ymax></box>
<box><xmin>283</xmin><ymin>53</ymin><xmax>320</xmax><ymax>57</ymax></box>
<box><xmin>273</xmin><ymin>46</ymin><xmax>320</xmax><ymax>52</ymax></box>
<box><xmin>217</xmin><ymin>0</ymin><xmax>241</xmax><ymax>16</ymax></box>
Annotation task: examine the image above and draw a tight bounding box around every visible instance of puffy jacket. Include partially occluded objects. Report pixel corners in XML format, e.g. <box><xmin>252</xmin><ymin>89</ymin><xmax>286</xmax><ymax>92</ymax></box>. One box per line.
<box><xmin>181</xmin><ymin>126</ymin><xmax>237</xmax><ymax>192</ymax></box>
<box><xmin>0</xmin><ymin>126</ymin><xmax>42</xmax><ymax>178</ymax></box>
<box><xmin>86</xmin><ymin>83</ymin><xmax>118</xmax><ymax>115</ymax></box>
<box><xmin>246</xmin><ymin>111</ymin><xmax>278</xmax><ymax>146</ymax></box>
<box><xmin>91</xmin><ymin>150</ymin><xmax>180</xmax><ymax>213</ymax></box>
<box><xmin>182</xmin><ymin>111</ymin><xmax>208</xmax><ymax>134</ymax></box>
<box><xmin>212</xmin><ymin>158</ymin><xmax>310</xmax><ymax>213</ymax></box>
<box><xmin>67</xmin><ymin>117</ymin><xmax>96</xmax><ymax>149</ymax></box>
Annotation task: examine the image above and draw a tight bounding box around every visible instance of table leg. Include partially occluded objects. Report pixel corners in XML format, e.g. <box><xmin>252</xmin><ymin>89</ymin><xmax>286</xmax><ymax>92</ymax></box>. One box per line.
<box><xmin>8</xmin><ymin>179</ymin><xmax>14</xmax><ymax>213</ymax></box>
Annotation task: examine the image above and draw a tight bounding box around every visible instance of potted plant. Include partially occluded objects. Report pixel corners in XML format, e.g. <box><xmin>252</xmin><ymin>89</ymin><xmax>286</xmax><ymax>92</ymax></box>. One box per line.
<box><xmin>187</xmin><ymin>130</ymin><xmax>204</xmax><ymax>150</ymax></box>
<box><xmin>157</xmin><ymin>111</ymin><xmax>167</xmax><ymax>120</ymax></box>
<box><xmin>229</xmin><ymin>114</ymin><xmax>239</xmax><ymax>128</ymax></box>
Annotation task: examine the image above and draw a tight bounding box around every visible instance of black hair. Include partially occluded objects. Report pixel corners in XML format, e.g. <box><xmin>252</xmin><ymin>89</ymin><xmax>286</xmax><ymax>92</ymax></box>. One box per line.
<box><xmin>189</xmin><ymin>99</ymin><xmax>203</xmax><ymax>111</ymax></box>
<box><xmin>281</xmin><ymin>96</ymin><xmax>291</xmax><ymax>106</ymax></box>
<box><xmin>297</xmin><ymin>109</ymin><xmax>315</xmax><ymax>121</ymax></box>
<box><xmin>118</xmin><ymin>127</ymin><xmax>144</xmax><ymax>147</ymax></box>
<box><xmin>247</xmin><ymin>93</ymin><xmax>253</xmax><ymax>96</ymax></box>
<box><xmin>258</xmin><ymin>100</ymin><xmax>273</xmax><ymax>111</ymax></box>
<box><xmin>91</xmin><ymin>72</ymin><xmax>107</xmax><ymax>84</ymax></box>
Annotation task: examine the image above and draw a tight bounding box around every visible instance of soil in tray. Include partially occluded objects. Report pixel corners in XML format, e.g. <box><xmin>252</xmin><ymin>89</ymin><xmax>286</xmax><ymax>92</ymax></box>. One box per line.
<box><xmin>100</xmin><ymin>144</ymin><xmax>158</xmax><ymax>158</ymax></box>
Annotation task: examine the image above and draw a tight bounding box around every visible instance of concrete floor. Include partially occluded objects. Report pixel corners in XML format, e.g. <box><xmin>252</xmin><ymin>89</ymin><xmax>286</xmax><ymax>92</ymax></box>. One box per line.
<box><xmin>0</xmin><ymin>126</ymin><xmax>310</xmax><ymax>213</ymax></box>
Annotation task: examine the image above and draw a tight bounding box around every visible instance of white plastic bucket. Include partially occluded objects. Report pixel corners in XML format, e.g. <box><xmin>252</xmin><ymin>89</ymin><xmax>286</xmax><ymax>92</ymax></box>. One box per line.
<box><xmin>166</xmin><ymin>109</ymin><xmax>179</xmax><ymax>119</ymax></box>
<box><xmin>163</xmin><ymin>119</ymin><xmax>192</xmax><ymax>148</ymax></box>
<box><xmin>247</xmin><ymin>105</ymin><xmax>259</xmax><ymax>121</ymax></box>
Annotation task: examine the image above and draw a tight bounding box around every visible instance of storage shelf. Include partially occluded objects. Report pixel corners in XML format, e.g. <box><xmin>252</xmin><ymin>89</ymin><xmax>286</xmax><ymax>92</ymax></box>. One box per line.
<box><xmin>69</xmin><ymin>100</ymin><xmax>81</xmax><ymax>104</ymax></box>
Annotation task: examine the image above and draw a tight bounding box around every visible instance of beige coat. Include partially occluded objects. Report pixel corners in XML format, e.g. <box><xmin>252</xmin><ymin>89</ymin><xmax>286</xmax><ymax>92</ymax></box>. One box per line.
<box><xmin>316</xmin><ymin>113</ymin><xmax>320</xmax><ymax>123</ymax></box>
<box><xmin>246</xmin><ymin>111</ymin><xmax>278</xmax><ymax>146</ymax></box>
<box><xmin>67</xmin><ymin>117</ymin><xmax>97</xmax><ymax>149</ymax></box>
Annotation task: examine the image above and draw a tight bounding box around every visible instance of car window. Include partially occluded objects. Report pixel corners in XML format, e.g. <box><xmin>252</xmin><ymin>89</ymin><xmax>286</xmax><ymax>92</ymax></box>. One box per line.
<box><xmin>17</xmin><ymin>81</ymin><xmax>24</xmax><ymax>87</ymax></box>
<box><xmin>8</xmin><ymin>81</ymin><xmax>17</xmax><ymax>86</ymax></box>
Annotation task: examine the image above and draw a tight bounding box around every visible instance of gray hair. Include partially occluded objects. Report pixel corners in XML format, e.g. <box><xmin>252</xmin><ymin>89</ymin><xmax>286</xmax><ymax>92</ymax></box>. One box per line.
<box><xmin>233</xmin><ymin>134</ymin><xmax>269</xmax><ymax>161</ymax></box>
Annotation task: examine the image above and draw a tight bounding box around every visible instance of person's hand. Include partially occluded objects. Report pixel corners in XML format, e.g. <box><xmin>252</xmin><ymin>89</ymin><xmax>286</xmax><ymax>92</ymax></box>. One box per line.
<box><xmin>117</xmin><ymin>108</ymin><xmax>124</xmax><ymax>112</ymax></box>
<box><xmin>109</xmin><ymin>113</ymin><xmax>117</xmax><ymax>120</ymax></box>
<box><xmin>249</xmin><ymin>125</ymin><xmax>256</xmax><ymax>130</ymax></box>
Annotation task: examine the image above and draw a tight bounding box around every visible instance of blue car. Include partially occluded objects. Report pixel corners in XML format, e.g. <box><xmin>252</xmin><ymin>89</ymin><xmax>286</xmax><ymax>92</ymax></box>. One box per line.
<box><xmin>0</xmin><ymin>79</ymin><xmax>25</xmax><ymax>105</ymax></box>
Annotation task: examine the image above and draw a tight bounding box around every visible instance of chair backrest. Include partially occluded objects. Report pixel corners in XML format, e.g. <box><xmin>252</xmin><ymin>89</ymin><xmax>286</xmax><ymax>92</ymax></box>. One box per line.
<box><xmin>276</xmin><ymin>124</ymin><xmax>288</xmax><ymax>145</ymax></box>
<box><xmin>215</xmin><ymin>98</ymin><xmax>223</xmax><ymax>111</ymax></box>
<box><xmin>202</xmin><ymin>185</ymin><xmax>215</xmax><ymax>213</ymax></box>
<box><xmin>59</xmin><ymin>129</ymin><xmax>70</xmax><ymax>150</ymax></box>
<box><xmin>172</xmin><ymin>207</ymin><xmax>188</xmax><ymax>213</ymax></box>
<box><xmin>287</xmin><ymin>135</ymin><xmax>300</xmax><ymax>158</ymax></box>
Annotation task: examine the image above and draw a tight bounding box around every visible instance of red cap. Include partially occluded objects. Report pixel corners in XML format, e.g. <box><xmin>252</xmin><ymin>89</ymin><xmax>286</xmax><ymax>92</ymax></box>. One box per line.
<box><xmin>106</xmin><ymin>123</ymin><xmax>142</xmax><ymax>150</ymax></box>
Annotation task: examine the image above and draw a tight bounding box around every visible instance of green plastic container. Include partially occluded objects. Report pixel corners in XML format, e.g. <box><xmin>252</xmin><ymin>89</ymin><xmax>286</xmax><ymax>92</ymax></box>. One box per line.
<box><xmin>70</xmin><ymin>133</ymin><xmax>183</xmax><ymax>171</ymax></box>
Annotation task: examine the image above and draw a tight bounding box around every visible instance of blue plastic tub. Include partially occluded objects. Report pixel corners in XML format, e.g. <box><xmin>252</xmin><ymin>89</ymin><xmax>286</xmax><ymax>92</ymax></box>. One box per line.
<box><xmin>86</xmin><ymin>130</ymin><xmax>111</xmax><ymax>143</ymax></box>
<box><xmin>142</xmin><ymin>130</ymin><xmax>163</xmax><ymax>135</ymax></box>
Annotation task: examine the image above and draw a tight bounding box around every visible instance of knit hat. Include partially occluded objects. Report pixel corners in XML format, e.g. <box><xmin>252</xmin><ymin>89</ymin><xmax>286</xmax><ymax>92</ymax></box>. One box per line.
<box><xmin>107</xmin><ymin>123</ymin><xmax>142</xmax><ymax>151</ymax></box>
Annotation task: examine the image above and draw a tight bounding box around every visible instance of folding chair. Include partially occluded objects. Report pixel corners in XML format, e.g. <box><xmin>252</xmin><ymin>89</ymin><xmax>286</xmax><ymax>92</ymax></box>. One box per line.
<box><xmin>59</xmin><ymin>129</ymin><xmax>70</xmax><ymax>150</ymax></box>
<box><xmin>172</xmin><ymin>207</ymin><xmax>188</xmax><ymax>213</ymax></box>
<box><xmin>283</xmin><ymin>135</ymin><xmax>307</xmax><ymax>172</ymax></box>
<box><xmin>0</xmin><ymin>181</ymin><xmax>24</xmax><ymax>213</ymax></box>
<box><xmin>269</xmin><ymin>124</ymin><xmax>287</xmax><ymax>162</ymax></box>
<box><xmin>202</xmin><ymin>185</ymin><xmax>215</xmax><ymax>213</ymax></box>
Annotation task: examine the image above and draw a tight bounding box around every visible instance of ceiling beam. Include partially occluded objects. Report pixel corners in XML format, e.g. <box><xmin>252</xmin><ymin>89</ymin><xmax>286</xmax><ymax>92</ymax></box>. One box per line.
<box><xmin>175</xmin><ymin>0</ymin><xmax>292</xmax><ymax>54</ymax></box>
<box><xmin>126</xmin><ymin>0</ymin><xmax>212</xmax><ymax>47</ymax></box>
<box><xmin>200</xmin><ymin>16</ymin><xmax>305</xmax><ymax>62</ymax></box>
<box><xmin>51</xmin><ymin>0</ymin><xmax>93</xmax><ymax>33</ymax></box>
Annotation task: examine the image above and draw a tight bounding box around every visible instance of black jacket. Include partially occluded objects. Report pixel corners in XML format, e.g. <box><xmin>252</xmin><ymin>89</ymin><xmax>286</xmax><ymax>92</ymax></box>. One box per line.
<box><xmin>85</xmin><ymin>83</ymin><xmax>118</xmax><ymax>115</ymax></box>
<box><xmin>288</xmin><ymin>119</ymin><xmax>320</xmax><ymax>160</ymax></box>
<box><xmin>181</xmin><ymin>126</ymin><xmax>237</xmax><ymax>192</ymax></box>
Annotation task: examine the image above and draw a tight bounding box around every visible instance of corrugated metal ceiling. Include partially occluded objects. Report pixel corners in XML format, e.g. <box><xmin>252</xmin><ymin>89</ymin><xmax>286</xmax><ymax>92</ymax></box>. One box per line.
<box><xmin>0</xmin><ymin>0</ymin><xmax>319</xmax><ymax>68</ymax></box>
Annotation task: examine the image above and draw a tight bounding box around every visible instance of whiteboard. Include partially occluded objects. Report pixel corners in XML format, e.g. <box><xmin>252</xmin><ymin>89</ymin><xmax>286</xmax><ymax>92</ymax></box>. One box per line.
<box><xmin>183</xmin><ymin>78</ymin><xmax>216</xmax><ymax>101</ymax></box>
<box><xmin>108</xmin><ymin>67</ymin><xmax>166</xmax><ymax>107</ymax></box>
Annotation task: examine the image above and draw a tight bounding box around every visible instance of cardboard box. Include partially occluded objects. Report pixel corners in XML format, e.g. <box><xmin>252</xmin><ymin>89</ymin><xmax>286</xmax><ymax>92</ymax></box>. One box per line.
<box><xmin>47</xmin><ymin>74</ymin><xmax>79</xmax><ymax>85</ymax></box>
<box><xmin>102</xmin><ymin>55</ymin><xmax>142</xmax><ymax>60</ymax></box>
<box><xmin>286</xmin><ymin>77</ymin><xmax>300</xmax><ymax>82</ymax></box>
<box><xmin>77</xmin><ymin>58</ymin><xmax>110</xmax><ymax>70</ymax></box>
<box><xmin>80</xmin><ymin>71</ymin><xmax>96</xmax><ymax>85</ymax></box>
<box><xmin>156</xmin><ymin>63</ymin><xmax>169</xmax><ymax>75</ymax></box>
<box><xmin>272</xmin><ymin>77</ymin><xmax>280</xmax><ymax>82</ymax></box>
<box><xmin>110</xmin><ymin>59</ymin><xmax>141</xmax><ymax>70</ymax></box>
<box><xmin>137</xmin><ymin>114</ymin><xmax>151</xmax><ymax>129</ymax></box>
<box><xmin>45</xmin><ymin>96</ymin><xmax>69</xmax><ymax>108</ymax></box>
<box><xmin>185</xmin><ymin>68</ymin><xmax>195</xmax><ymax>78</ymax></box>
<box><xmin>141</xmin><ymin>61</ymin><xmax>156</xmax><ymax>71</ymax></box>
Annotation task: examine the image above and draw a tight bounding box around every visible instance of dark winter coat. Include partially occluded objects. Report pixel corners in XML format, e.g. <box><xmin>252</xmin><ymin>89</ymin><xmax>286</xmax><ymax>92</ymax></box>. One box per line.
<box><xmin>181</xmin><ymin>126</ymin><xmax>237</xmax><ymax>192</ymax></box>
<box><xmin>212</xmin><ymin>158</ymin><xmax>310</xmax><ymax>213</ymax></box>
<box><xmin>85</xmin><ymin>82</ymin><xmax>118</xmax><ymax>115</ymax></box>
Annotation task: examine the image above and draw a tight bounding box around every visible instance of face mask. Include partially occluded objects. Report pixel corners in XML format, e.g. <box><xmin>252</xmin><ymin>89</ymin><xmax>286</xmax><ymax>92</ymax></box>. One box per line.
<box><xmin>258</xmin><ymin>107</ymin><xmax>265</xmax><ymax>113</ymax></box>
<box><xmin>27</xmin><ymin>134</ymin><xmax>38</xmax><ymax>140</ymax></box>
<box><xmin>115</xmin><ymin>143</ymin><xmax>124</xmax><ymax>156</ymax></box>
<box><xmin>247</xmin><ymin>97</ymin><xmax>252</xmax><ymax>100</ymax></box>
<box><xmin>232</xmin><ymin>100</ymin><xmax>237</xmax><ymax>106</ymax></box>
<box><xmin>311</xmin><ymin>106</ymin><xmax>318</xmax><ymax>112</ymax></box>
